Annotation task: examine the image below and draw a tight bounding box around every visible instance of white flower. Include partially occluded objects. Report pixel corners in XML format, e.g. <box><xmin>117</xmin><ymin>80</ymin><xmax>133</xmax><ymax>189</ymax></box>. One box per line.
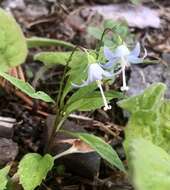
<box><xmin>103</xmin><ymin>42</ymin><xmax>147</xmax><ymax>91</ymax></box>
<box><xmin>72</xmin><ymin>63</ymin><xmax>113</xmax><ymax>110</ymax></box>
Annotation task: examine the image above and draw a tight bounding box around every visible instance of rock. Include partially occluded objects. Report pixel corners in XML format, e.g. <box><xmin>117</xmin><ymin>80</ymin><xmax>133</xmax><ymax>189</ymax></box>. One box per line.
<box><xmin>94</xmin><ymin>0</ymin><xmax>120</xmax><ymax>4</ymax></box>
<box><xmin>162</xmin><ymin>53</ymin><xmax>170</xmax><ymax>64</ymax></box>
<box><xmin>2</xmin><ymin>0</ymin><xmax>50</xmax><ymax>19</ymax></box>
<box><xmin>0</xmin><ymin>138</ymin><xmax>18</xmax><ymax>166</ymax></box>
<box><xmin>0</xmin><ymin>116</ymin><xmax>16</xmax><ymax>138</ymax></box>
<box><xmin>2</xmin><ymin>0</ymin><xmax>26</xmax><ymax>10</ymax></box>
<box><xmin>127</xmin><ymin>63</ymin><xmax>170</xmax><ymax>98</ymax></box>
<box><xmin>90</xmin><ymin>4</ymin><xmax>160</xmax><ymax>28</ymax></box>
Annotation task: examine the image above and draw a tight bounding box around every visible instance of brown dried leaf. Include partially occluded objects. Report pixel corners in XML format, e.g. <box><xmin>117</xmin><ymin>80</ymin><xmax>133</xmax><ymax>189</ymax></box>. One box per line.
<box><xmin>58</xmin><ymin>139</ymin><xmax>94</xmax><ymax>153</ymax></box>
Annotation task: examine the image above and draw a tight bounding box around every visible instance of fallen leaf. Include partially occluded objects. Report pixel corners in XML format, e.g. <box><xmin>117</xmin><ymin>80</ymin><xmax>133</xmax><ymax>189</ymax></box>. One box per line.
<box><xmin>58</xmin><ymin>139</ymin><xmax>94</xmax><ymax>153</ymax></box>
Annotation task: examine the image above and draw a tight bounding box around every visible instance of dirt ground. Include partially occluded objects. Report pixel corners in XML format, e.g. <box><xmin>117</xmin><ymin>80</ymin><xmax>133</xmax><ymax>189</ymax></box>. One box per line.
<box><xmin>0</xmin><ymin>0</ymin><xmax>170</xmax><ymax>189</ymax></box>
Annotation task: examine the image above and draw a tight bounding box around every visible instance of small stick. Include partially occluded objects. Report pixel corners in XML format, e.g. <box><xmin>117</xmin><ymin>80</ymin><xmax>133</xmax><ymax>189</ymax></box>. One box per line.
<box><xmin>17</xmin><ymin>66</ymin><xmax>26</xmax><ymax>82</ymax></box>
<box><xmin>23</xmin><ymin>105</ymin><xmax>49</xmax><ymax>117</ymax></box>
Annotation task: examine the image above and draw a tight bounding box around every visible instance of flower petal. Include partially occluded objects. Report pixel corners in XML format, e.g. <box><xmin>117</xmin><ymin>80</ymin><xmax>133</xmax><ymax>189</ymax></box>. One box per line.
<box><xmin>115</xmin><ymin>44</ymin><xmax>130</xmax><ymax>57</ymax></box>
<box><xmin>104</xmin><ymin>46</ymin><xmax>114</xmax><ymax>60</ymax></box>
<box><xmin>127</xmin><ymin>55</ymin><xmax>144</xmax><ymax>64</ymax></box>
<box><xmin>102</xmin><ymin>58</ymin><xmax>118</xmax><ymax>69</ymax></box>
<box><xmin>129</xmin><ymin>42</ymin><xmax>141</xmax><ymax>57</ymax></box>
<box><xmin>102</xmin><ymin>70</ymin><xmax>113</xmax><ymax>78</ymax></box>
<box><xmin>87</xmin><ymin>64</ymin><xmax>103</xmax><ymax>82</ymax></box>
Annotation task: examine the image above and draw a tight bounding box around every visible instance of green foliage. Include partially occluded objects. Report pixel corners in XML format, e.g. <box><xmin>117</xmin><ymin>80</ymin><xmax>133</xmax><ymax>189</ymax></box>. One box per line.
<box><xmin>27</xmin><ymin>37</ymin><xmax>75</xmax><ymax>49</ymax></box>
<box><xmin>34</xmin><ymin>51</ymin><xmax>89</xmax><ymax>104</ymax></box>
<box><xmin>34</xmin><ymin>51</ymin><xmax>90</xmax><ymax>105</ymax></box>
<box><xmin>0</xmin><ymin>166</ymin><xmax>10</xmax><ymax>190</ymax></box>
<box><xmin>130</xmin><ymin>0</ymin><xmax>142</xmax><ymax>4</ymax></box>
<box><xmin>88</xmin><ymin>19</ymin><xmax>131</xmax><ymax>47</ymax></box>
<box><xmin>118</xmin><ymin>83</ymin><xmax>169</xmax><ymax>154</ymax></box>
<box><xmin>129</xmin><ymin>138</ymin><xmax>170</xmax><ymax>190</ymax></box>
<box><xmin>34</xmin><ymin>51</ymin><xmax>87</xmax><ymax>68</ymax></box>
<box><xmin>0</xmin><ymin>8</ymin><xmax>27</xmax><ymax>71</ymax></box>
<box><xmin>18</xmin><ymin>153</ymin><xmax>54</xmax><ymax>190</ymax></box>
<box><xmin>118</xmin><ymin>83</ymin><xmax>166</xmax><ymax>113</ymax></box>
<box><xmin>64</xmin><ymin>90</ymin><xmax>123</xmax><ymax>114</ymax></box>
<box><xmin>119</xmin><ymin>83</ymin><xmax>170</xmax><ymax>190</ymax></box>
<box><xmin>88</xmin><ymin>27</ymin><xmax>103</xmax><ymax>41</ymax></box>
<box><xmin>68</xmin><ymin>132</ymin><xmax>125</xmax><ymax>172</ymax></box>
<box><xmin>66</xmin><ymin>83</ymin><xmax>97</xmax><ymax>106</ymax></box>
<box><xmin>59</xmin><ymin>51</ymin><xmax>95</xmax><ymax>105</ymax></box>
<box><xmin>0</xmin><ymin>72</ymin><xmax>54</xmax><ymax>103</ymax></box>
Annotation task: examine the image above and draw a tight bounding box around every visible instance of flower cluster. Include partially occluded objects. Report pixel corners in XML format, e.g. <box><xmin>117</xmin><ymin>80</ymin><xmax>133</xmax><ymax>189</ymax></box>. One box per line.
<box><xmin>73</xmin><ymin>42</ymin><xmax>146</xmax><ymax>111</ymax></box>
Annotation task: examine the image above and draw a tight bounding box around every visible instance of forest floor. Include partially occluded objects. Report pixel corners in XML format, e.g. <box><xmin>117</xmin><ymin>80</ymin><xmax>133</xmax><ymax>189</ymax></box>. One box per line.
<box><xmin>0</xmin><ymin>0</ymin><xmax>170</xmax><ymax>189</ymax></box>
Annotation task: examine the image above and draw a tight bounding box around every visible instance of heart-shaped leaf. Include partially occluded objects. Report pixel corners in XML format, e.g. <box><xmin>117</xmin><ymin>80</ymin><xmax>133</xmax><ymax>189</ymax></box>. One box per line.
<box><xmin>18</xmin><ymin>153</ymin><xmax>54</xmax><ymax>190</ymax></box>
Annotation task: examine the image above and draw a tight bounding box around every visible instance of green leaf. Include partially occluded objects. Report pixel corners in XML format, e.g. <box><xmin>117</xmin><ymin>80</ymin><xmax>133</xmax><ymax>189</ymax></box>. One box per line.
<box><xmin>159</xmin><ymin>100</ymin><xmax>170</xmax><ymax>152</ymax></box>
<box><xmin>87</xmin><ymin>27</ymin><xmax>103</xmax><ymax>40</ymax></box>
<box><xmin>130</xmin><ymin>0</ymin><xmax>141</xmax><ymax>4</ymax></box>
<box><xmin>0</xmin><ymin>72</ymin><xmax>54</xmax><ymax>103</ymax></box>
<box><xmin>18</xmin><ymin>153</ymin><xmax>54</xmax><ymax>190</ymax></box>
<box><xmin>60</xmin><ymin>52</ymin><xmax>90</xmax><ymax>104</ymax></box>
<box><xmin>66</xmin><ymin>83</ymin><xmax>97</xmax><ymax>106</ymax></box>
<box><xmin>67</xmin><ymin>132</ymin><xmax>125</xmax><ymax>172</ymax></box>
<box><xmin>118</xmin><ymin>83</ymin><xmax>166</xmax><ymax>113</ymax></box>
<box><xmin>129</xmin><ymin>138</ymin><xmax>170</xmax><ymax>190</ymax></box>
<box><xmin>27</xmin><ymin>37</ymin><xmax>75</xmax><ymax>49</ymax></box>
<box><xmin>118</xmin><ymin>83</ymin><xmax>170</xmax><ymax>155</ymax></box>
<box><xmin>60</xmin><ymin>65</ymin><xmax>87</xmax><ymax>105</ymax></box>
<box><xmin>34</xmin><ymin>51</ymin><xmax>87</xmax><ymax>68</ymax></box>
<box><xmin>65</xmin><ymin>90</ymin><xmax>123</xmax><ymax>114</ymax></box>
<box><xmin>0</xmin><ymin>8</ymin><xmax>27</xmax><ymax>71</ymax></box>
<box><xmin>118</xmin><ymin>83</ymin><xmax>164</xmax><ymax>152</ymax></box>
<box><xmin>0</xmin><ymin>166</ymin><xmax>10</xmax><ymax>190</ymax></box>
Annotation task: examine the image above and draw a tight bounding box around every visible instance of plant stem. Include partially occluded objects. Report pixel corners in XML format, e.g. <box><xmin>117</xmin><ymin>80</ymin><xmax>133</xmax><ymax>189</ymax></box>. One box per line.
<box><xmin>56</xmin><ymin>46</ymin><xmax>81</xmax><ymax>110</ymax></box>
<box><xmin>53</xmin><ymin>146</ymin><xmax>77</xmax><ymax>160</ymax></box>
<box><xmin>96</xmin><ymin>27</ymin><xmax>122</xmax><ymax>60</ymax></box>
<box><xmin>96</xmin><ymin>80</ymin><xmax>111</xmax><ymax>111</ymax></box>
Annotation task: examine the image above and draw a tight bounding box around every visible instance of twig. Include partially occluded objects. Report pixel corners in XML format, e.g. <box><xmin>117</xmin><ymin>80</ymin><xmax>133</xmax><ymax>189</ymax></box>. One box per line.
<box><xmin>23</xmin><ymin>105</ymin><xmax>49</xmax><ymax>117</ymax></box>
<box><xmin>17</xmin><ymin>66</ymin><xmax>26</xmax><ymax>82</ymax></box>
<box><xmin>69</xmin><ymin>113</ymin><xmax>93</xmax><ymax>121</ymax></box>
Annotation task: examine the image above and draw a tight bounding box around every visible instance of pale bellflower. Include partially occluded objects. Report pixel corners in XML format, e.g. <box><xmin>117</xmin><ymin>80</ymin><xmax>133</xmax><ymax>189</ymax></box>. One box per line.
<box><xmin>103</xmin><ymin>42</ymin><xmax>147</xmax><ymax>91</ymax></box>
<box><xmin>72</xmin><ymin>63</ymin><xmax>113</xmax><ymax>111</ymax></box>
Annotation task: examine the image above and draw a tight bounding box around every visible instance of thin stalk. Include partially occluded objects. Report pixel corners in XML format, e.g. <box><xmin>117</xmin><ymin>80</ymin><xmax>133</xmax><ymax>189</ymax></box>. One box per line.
<box><xmin>96</xmin><ymin>27</ymin><xmax>122</xmax><ymax>60</ymax></box>
<box><xmin>46</xmin><ymin>46</ymin><xmax>85</xmax><ymax>153</ymax></box>
<box><xmin>120</xmin><ymin>57</ymin><xmax>129</xmax><ymax>91</ymax></box>
<box><xmin>53</xmin><ymin>146</ymin><xmax>77</xmax><ymax>160</ymax></box>
<box><xmin>96</xmin><ymin>80</ymin><xmax>111</xmax><ymax>111</ymax></box>
<box><xmin>56</xmin><ymin>46</ymin><xmax>78</xmax><ymax>108</ymax></box>
<box><xmin>96</xmin><ymin>28</ymin><xmax>110</xmax><ymax>60</ymax></box>
<box><xmin>56</xmin><ymin>45</ymin><xmax>84</xmax><ymax>110</ymax></box>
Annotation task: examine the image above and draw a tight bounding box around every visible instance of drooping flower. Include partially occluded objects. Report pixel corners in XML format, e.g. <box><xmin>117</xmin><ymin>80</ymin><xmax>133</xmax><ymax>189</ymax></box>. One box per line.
<box><xmin>72</xmin><ymin>63</ymin><xmax>113</xmax><ymax>110</ymax></box>
<box><xmin>103</xmin><ymin>42</ymin><xmax>147</xmax><ymax>91</ymax></box>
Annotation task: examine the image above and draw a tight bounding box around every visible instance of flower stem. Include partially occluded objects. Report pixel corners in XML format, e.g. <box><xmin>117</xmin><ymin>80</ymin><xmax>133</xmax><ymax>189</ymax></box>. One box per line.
<box><xmin>120</xmin><ymin>58</ymin><xmax>129</xmax><ymax>91</ymax></box>
<box><xmin>96</xmin><ymin>80</ymin><xmax>111</xmax><ymax>111</ymax></box>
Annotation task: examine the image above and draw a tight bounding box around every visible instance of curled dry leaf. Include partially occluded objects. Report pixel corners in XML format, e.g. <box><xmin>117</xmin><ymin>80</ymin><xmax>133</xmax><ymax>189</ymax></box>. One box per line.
<box><xmin>57</xmin><ymin>139</ymin><xmax>94</xmax><ymax>153</ymax></box>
